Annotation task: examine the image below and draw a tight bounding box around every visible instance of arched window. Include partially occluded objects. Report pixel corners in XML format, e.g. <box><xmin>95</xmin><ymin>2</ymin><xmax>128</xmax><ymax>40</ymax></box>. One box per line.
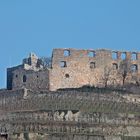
<box><xmin>131</xmin><ymin>53</ymin><xmax>137</xmax><ymax>60</ymax></box>
<box><xmin>112</xmin><ymin>63</ymin><xmax>118</xmax><ymax>70</ymax></box>
<box><xmin>23</xmin><ymin>75</ymin><xmax>27</xmax><ymax>83</ymax></box>
<box><xmin>88</xmin><ymin>51</ymin><xmax>96</xmax><ymax>57</ymax></box>
<box><xmin>90</xmin><ymin>62</ymin><xmax>96</xmax><ymax>69</ymax></box>
<box><xmin>131</xmin><ymin>64</ymin><xmax>138</xmax><ymax>73</ymax></box>
<box><xmin>112</xmin><ymin>52</ymin><xmax>118</xmax><ymax>60</ymax></box>
<box><xmin>64</xmin><ymin>50</ymin><xmax>70</xmax><ymax>56</ymax></box>
<box><xmin>121</xmin><ymin>52</ymin><xmax>126</xmax><ymax>60</ymax></box>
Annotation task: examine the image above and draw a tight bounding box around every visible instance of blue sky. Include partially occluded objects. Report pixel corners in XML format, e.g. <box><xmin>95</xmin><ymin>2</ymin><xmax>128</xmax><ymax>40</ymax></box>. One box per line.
<box><xmin>0</xmin><ymin>0</ymin><xmax>140</xmax><ymax>88</ymax></box>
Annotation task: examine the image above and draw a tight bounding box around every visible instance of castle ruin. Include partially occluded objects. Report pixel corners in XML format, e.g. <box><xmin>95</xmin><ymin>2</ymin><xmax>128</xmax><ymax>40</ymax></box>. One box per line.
<box><xmin>0</xmin><ymin>48</ymin><xmax>140</xmax><ymax>140</ymax></box>
<box><xmin>7</xmin><ymin>48</ymin><xmax>140</xmax><ymax>91</ymax></box>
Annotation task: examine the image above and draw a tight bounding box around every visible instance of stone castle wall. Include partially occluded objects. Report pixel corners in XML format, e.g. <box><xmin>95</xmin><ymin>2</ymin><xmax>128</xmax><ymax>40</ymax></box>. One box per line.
<box><xmin>7</xmin><ymin>53</ymin><xmax>49</xmax><ymax>91</ymax></box>
<box><xmin>6</xmin><ymin>48</ymin><xmax>140</xmax><ymax>91</ymax></box>
<box><xmin>50</xmin><ymin>48</ymin><xmax>140</xmax><ymax>91</ymax></box>
<box><xmin>12</xmin><ymin>68</ymin><xmax>49</xmax><ymax>90</ymax></box>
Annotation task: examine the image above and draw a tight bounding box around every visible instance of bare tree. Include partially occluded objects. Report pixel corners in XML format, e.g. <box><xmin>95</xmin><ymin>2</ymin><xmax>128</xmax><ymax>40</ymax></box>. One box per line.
<box><xmin>101</xmin><ymin>66</ymin><xmax>113</xmax><ymax>88</ymax></box>
<box><xmin>40</xmin><ymin>57</ymin><xmax>52</xmax><ymax>68</ymax></box>
<box><xmin>119</xmin><ymin>59</ymin><xmax>131</xmax><ymax>86</ymax></box>
<box><xmin>132</xmin><ymin>74</ymin><xmax>140</xmax><ymax>86</ymax></box>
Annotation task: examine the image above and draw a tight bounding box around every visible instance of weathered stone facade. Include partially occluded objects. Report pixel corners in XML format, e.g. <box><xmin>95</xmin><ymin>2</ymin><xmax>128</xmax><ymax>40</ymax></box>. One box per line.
<box><xmin>7</xmin><ymin>53</ymin><xmax>49</xmax><ymax>90</ymax></box>
<box><xmin>50</xmin><ymin>48</ymin><xmax>140</xmax><ymax>90</ymax></box>
<box><xmin>7</xmin><ymin>48</ymin><xmax>140</xmax><ymax>91</ymax></box>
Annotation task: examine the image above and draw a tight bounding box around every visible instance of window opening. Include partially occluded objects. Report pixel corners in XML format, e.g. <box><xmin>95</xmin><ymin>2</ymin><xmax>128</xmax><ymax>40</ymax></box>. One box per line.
<box><xmin>88</xmin><ymin>51</ymin><xmax>96</xmax><ymax>57</ymax></box>
<box><xmin>64</xmin><ymin>50</ymin><xmax>70</xmax><ymax>56</ymax></box>
<box><xmin>65</xmin><ymin>74</ymin><xmax>70</xmax><ymax>78</ymax></box>
<box><xmin>121</xmin><ymin>52</ymin><xmax>126</xmax><ymax>60</ymax></box>
<box><xmin>90</xmin><ymin>62</ymin><xmax>96</xmax><ymax>69</ymax></box>
<box><xmin>131</xmin><ymin>53</ymin><xmax>137</xmax><ymax>60</ymax></box>
<box><xmin>23</xmin><ymin>75</ymin><xmax>27</xmax><ymax>83</ymax></box>
<box><xmin>131</xmin><ymin>64</ymin><xmax>138</xmax><ymax>73</ymax></box>
<box><xmin>112</xmin><ymin>52</ymin><xmax>118</xmax><ymax>60</ymax></box>
<box><xmin>112</xmin><ymin>63</ymin><xmax>118</xmax><ymax>70</ymax></box>
<box><xmin>60</xmin><ymin>61</ymin><xmax>67</xmax><ymax>68</ymax></box>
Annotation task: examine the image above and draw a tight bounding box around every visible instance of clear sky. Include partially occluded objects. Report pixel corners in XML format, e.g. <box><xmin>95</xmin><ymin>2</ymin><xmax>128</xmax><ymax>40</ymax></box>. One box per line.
<box><xmin>0</xmin><ymin>0</ymin><xmax>140</xmax><ymax>88</ymax></box>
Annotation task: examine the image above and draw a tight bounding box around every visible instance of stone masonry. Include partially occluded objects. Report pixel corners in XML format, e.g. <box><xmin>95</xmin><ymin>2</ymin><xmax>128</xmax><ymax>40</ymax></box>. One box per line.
<box><xmin>7</xmin><ymin>48</ymin><xmax>140</xmax><ymax>91</ymax></box>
